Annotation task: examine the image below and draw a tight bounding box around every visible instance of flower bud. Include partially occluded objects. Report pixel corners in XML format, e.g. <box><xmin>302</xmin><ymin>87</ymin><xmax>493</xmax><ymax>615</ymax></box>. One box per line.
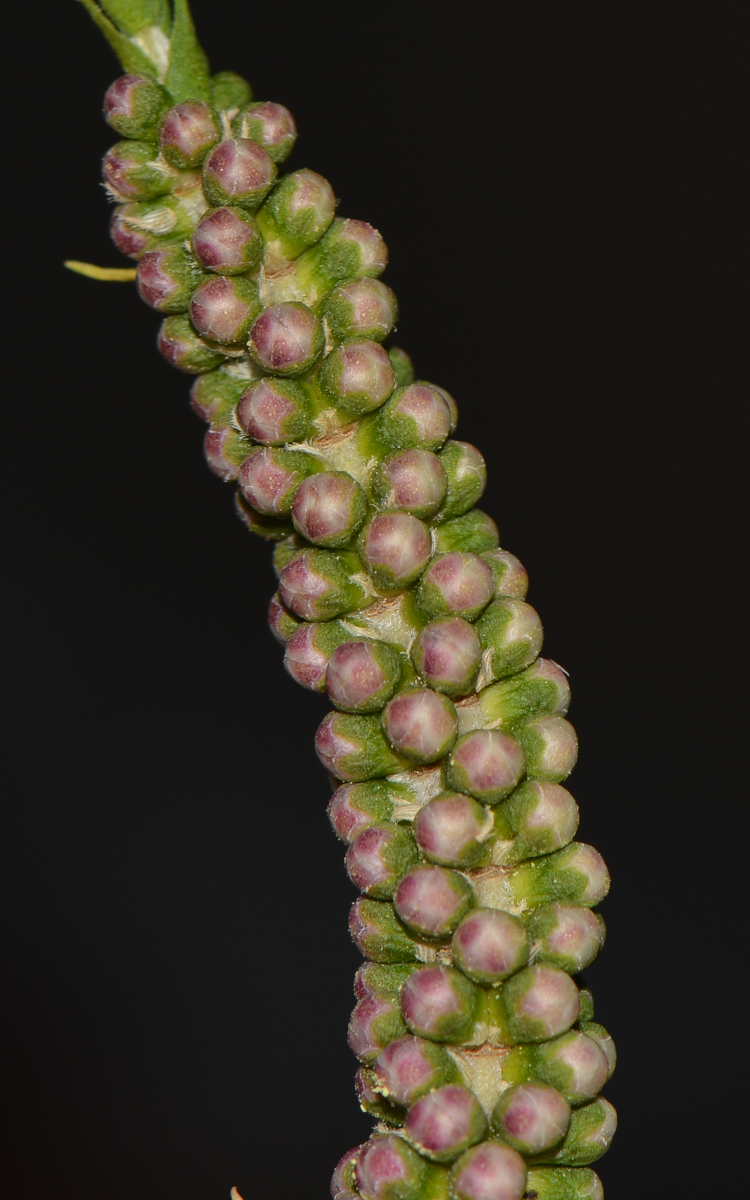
<box><xmin>414</xmin><ymin>793</ymin><xmax>492</xmax><ymax>869</ymax></box>
<box><xmin>292</xmin><ymin>471</ymin><xmax>368</xmax><ymax>548</ymax></box>
<box><xmin>525</xmin><ymin>1167</ymin><xmax>604</xmax><ymax>1200</ymax></box>
<box><xmin>433</xmin><ymin>511</ymin><xmax>500</xmax><ymax>555</ymax></box>
<box><xmin>578</xmin><ymin>990</ymin><xmax>595</xmax><ymax>1024</ymax></box>
<box><xmin>268</xmin><ymin>591</ymin><xmax>301</xmax><ymax>644</ymax></box>
<box><xmin>202</xmin><ymin>138</ymin><xmax>277</xmax><ymax>209</ymax></box>
<box><xmin>382</xmin><ymin>689</ymin><xmax>458</xmax><ymax>764</ymax></box>
<box><xmin>103</xmin><ymin>140</ymin><xmax>171</xmax><ymax>200</ymax></box>
<box><xmin>326</xmin><ymin>640</ymin><xmax>403</xmax><ymax>712</ymax></box>
<box><xmin>446</xmin><ymin>731</ymin><xmax>525</xmax><ymax>804</ymax></box>
<box><xmin>503</xmin><ymin>1030</ymin><xmax>612</xmax><ymax>1106</ymax></box>
<box><xmin>510</xmin><ymin>844</ymin><xmax>610</xmax><ymax>909</ymax></box>
<box><xmin>412</xmin><ymin>618</ymin><xmax>482</xmax><ymax>696</ymax></box>
<box><xmin>190</xmin><ymin>365</ymin><xmax>249</xmax><ymax>425</ymax></box>
<box><xmin>283</xmin><ymin>619</ymin><xmax>350</xmax><ymax>691</ymax></box>
<box><xmin>203</xmin><ymin>427</ymin><xmax>252</xmax><ymax>480</ymax></box>
<box><xmin>394</xmin><ymin>865</ymin><xmax>475</xmax><ymax>939</ymax></box>
<box><xmin>525</xmin><ymin>904</ymin><xmax>606</xmax><ymax>975</ymax></box>
<box><xmin>449</xmin><ymin>1142</ymin><xmax>527</xmax><ymax>1200</ymax></box>
<box><xmin>328</xmin><ymin>781</ymin><xmax>399</xmax><ymax>842</ymax></box>
<box><xmin>110</xmin><ymin>195</ymin><xmax>195</xmax><ymax>259</ymax></box>
<box><xmin>404</xmin><ymin>1086</ymin><xmax>487</xmax><ymax>1166</ymax></box>
<box><xmin>534</xmin><ymin>1099</ymin><xmax>617</xmax><ymax>1167</ymax></box>
<box><xmin>355</xmin><ymin>1134</ymin><xmax>433</xmax><ymax>1200</ymax></box>
<box><xmin>482</xmin><ymin>550</ymin><xmax>529</xmax><ymax>600</ymax></box>
<box><xmin>498</xmin><ymin>965</ymin><xmax>580</xmax><ymax>1045</ymax></box>
<box><xmin>331</xmin><ymin>1146</ymin><xmax>361</xmax><ymax>1200</ymax></box>
<box><xmin>451</xmin><ymin>909</ymin><xmax>529</xmax><ymax>985</ymax></box>
<box><xmin>190</xmin><ymin>274</ymin><xmax>261</xmax><ymax>343</ymax></box>
<box><xmin>136</xmin><ymin>243</ymin><xmax>202</xmax><ymax>313</ymax></box>
<box><xmin>278</xmin><ymin>549</ymin><xmax>369</xmax><ymax>620</ymax></box>
<box><xmin>192</xmin><ymin>206</ymin><xmax>263</xmax><ymax>273</ymax></box>
<box><xmin>372</xmin><ymin>1035</ymin><xmax>461</xmax><ymax>1106</ymax></box>
<box><xmin>515</xmin><ymin>717</ymin><xmax>578</xmax><ymax>782</ymax></box>
<box><xmin>372</xmin><ymin>450</ymin><xmax>447</xmax><ymax>519</ymax></box>
<box><xmin>235</xmin><ymin>376</ymin><xmax>312</xmax><ymax>444</ymax></box>
<box><xmin>319</xmin><ymin>340</ymin><xmax>395</xmax><ymax>415</ymax></box>
<box><xmin>157</xmin><ymin>315</ymin><xmax>225</xmax><ymax>372</ymax></box>
<box><xmin>349</xmin><ymin>898</ymin><xmax>422</xmax><ymax>963</ymax></box>
<box><xmin>400</xmin><ymin>964</ymin><xmax>480</xmax><ymax>1043</ymax></box>
<box><xmin>233</xmin><ymin>101</ymin><xmax>297</xmax><ymax>162</ymax></box>
<box><xmin>358</xmin><ymin>513</ymin><xmax>432</xmax><ymax>592</ymax></box>
<box><xmin>210</xmin><ymin>71</ymin><xmax>253</xmax><ymax>112</ymax></box>
<box><xmin>238</xmin><ymin>446</ymin><xmax>318</xmax><ymax>514</ymax></box>
<box><xmin>388</xmin><ymin>346</ymin><xmax>416</xmax><ymax>387</ymax></box>
<box><xmin>355</xmin><ymin>962</ymin><xmax>416</xmax><ymax>1002</ymax></box>
<box><xmin>474</xmin><ymin>600</ymin><xmax>544</xmax><ymax>681</ymax></box>
<box><xmin>272</xmin><ymin>533</ymin><xmax>306</xmax><ymax>576</ymax></box>
<box><xmin>305</xmin><ymin>218</ymin><xmax>388</xmax><ymax>292</ymax></box>
<box><xmin>461</xmin><ymin>661</ymin><xmax>570</xmax><ymax>738</ymax></box>
<box><xmin>316</xmin><ymin>712</ymin><xmax>407</xmax><ymax>781</ymax></box>
<box><xmin>425</xmin><ymin>383</ymin><xmax>459</xmax><ymax>432</ymax></box>
<box><xmin>248</xmin><ymin>301</ymin><xmax>324</xmax><ymax>375</ymax></box>
<box><xmin>417</xmin><ymin>553</ymin><xmax>494</xmax><ymax>621</ymax></box>
<box><xmin>324</xmin><ymin>278</ymin><xmax>398</xmax><ymax>344</ymax></box>
<box><xmin>346</xmin><ymin>823</ymin><xmax>420</xmax><ymax>898</ymax></box>
<box><xmin>235</xmin><ymin>492</ymin><xmax>293</xmax><ymax>540</ymax></box>
<box><xmin>104</xmin><ymin>74</ymin><xmax>169</xmax><ymax>140</ymax></box>
<box><xmin>356</xmin><ymin>1066</ymin><xmax>405</xmax><ymax>1125</ymax></box>
<box><xmin>579</xmin><ymin>1023</ymin><xmax>616</xmax><ymax>1079</ymax></box>
<box><xmin>491</xmin><ymin>1082</ymin><xmax>571</xmax><ymax>1156</ymax></box>
<box><xmin>500</xmin><ymin>780</ymin><xmax>579</xmax><ymax>864</ymax></box>
<box><xmin>375</xmin><ymin>384</ymin><xmax>452</xmax><ymax>452</ymax></box>
<box><xmin>255</xmin><ymin>169</ymin><xmax>336</xmax><ymax>267</ymax></box>
<box><xmin>436</xmin><ymin>442</ymin><xmax>487</xmax><ymax>520</ymax></box>
<box><xmin>159</xmin><ymin>101</ymin><xmax>222</xmax><ymax>169</ymax></box>
<box><xmin>348</xmin><ymin>992</ymin><xmax>408</xmax><ymax>1061</ymax></box>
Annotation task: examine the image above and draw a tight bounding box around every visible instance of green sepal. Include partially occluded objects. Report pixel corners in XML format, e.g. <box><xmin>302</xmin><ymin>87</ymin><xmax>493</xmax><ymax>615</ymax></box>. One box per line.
<box><xmin>272</xmin><ymin>534</ymin><xmax>305</xmax><ymax>577</ymax></box>
<box><xmin>577</xmin><ymin>989</ymin><xmax>595</xmax><ymax>1023</ymax></box>
<box><xmin>525</xmin><ymin>1166</ymin><xmax>604</xmax><ymax>1199</ymax></box>
<box><xmin>356</xmin><ymin>962</ymin><xmax>417</xmax><ymax>1000</ymax></box>
<box><xmin>388</xmin><ymin>346</ymin><xmax>415</xmax><ymax>386</ymax></box>
<box><xmin>509</xmin><ymin>844</ymin><xmax>599</xmax><ymax>908</ymax></box>
<box><xmin>357</xmin><ymin>1066</ymin><xmax>406</xmax><ymax>1125</ymax></box>
<box><xmin>96</xmin><ymin>0</ymin><xmax>170</xmax><ymax>34</ymax></box>
<box><xmin>578</xmin><ymin>1022</ymin><xmax>616</xmax><ymax>1079</ymax></box>
<box><xmin>79</xmin><ymin>0</ymin><xmax>159</xmax><ymax>76</ymax></box>
<box><xmin>210</xmin><ymin>71</ymin><xmax>253</xmax><ymax>111</ymax></box>
<box><xmin>351</xmin><ymin>898</ymin><xmax>422</xmax><ymax>962</ymax></box>
<box><xmin>432</xmin><ymin>510</ymin><xmax>500</xmax><ymax>554</ymax></box>
<box><xmin>532</xmin><ymin>1099</ymin><xmax>617</xmax><ymax>1167</ymax></box>
<box><xmin>164</xmin><ymin>0</ymin><xmax>211</xmax><ymax>103</ymax></box>
<box><xmin>464</xmin><ymin>665</ymin><xmax>564</xmax><ymax>733</ymax></box>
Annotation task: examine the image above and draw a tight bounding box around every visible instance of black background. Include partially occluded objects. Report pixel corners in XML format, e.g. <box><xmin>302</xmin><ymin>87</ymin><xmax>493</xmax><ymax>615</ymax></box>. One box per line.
<box><xmin>1</xmin><ymin>2</ymin><xmax>747</xmax><ymax>1197</ymax></box>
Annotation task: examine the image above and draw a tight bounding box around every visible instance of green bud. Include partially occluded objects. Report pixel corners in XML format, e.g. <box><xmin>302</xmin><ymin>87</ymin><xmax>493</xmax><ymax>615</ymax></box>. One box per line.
<box><xmin>533</xmin><ymin>1099</ymin><xmax>617</xmax><ymax>1166</ymax></box>
<box><xmin>474</xmin><ymin>600</ymin><xmax>545</xmax><ymax>682</ymax></box>
<box><xmin>271</xmin><ymin>533</ymin><xmax>305</xmax><ymax>578</ymax></box>
<box><xmin>190</xmin><ymin>365</ymin><xmax>251</xmax><ymax>426</ymax></box>
<box><xmin>524</xmin><ymin>1167</ymin><xmax>604</xmax><ymax>1200</ymax></box>
<box><xmin>104</xmin><ymin>74</ymin><xmax>170</xmax><ymax>140</ymax></box>
<box><xmin>316</xmin><ymin>711</ymin><xmax>408</xmax><ymax>781</ymax></box>
<box><xmin>157</xmin><ymin>314</ymin><xmax>225</xmax><ymax>373</ymax></box>
<box><xmin>578</xmin><ymin>1023</ymin><xmax>616</xmax><ymax>1079</ymax></box>
<box><xmin>495</xmin><ymin>781</ymin><xmax>579</xmax><ymax>864</ymax></box>
<box><xmin>509</xmin><ymin>843</ymin><xmax>610</xmax><ymax>909</ymax></box>
<box><xmin>278</xmin><ymin>548</ymin><xmax>369</xmax><ymax>620</ymax></box>
<box><xmin>255</xmin><ymin>170</ymin><xmax>336</xmax><ymax>266</ymax></box>
<box><xmin>482</xmin><ymin>549</ymin><xmax>529</xmax><ymax>599</ymax></box>
<box><xmin>497</xmin><ymin>964</ymin><xmax>581</xmax><ymax>1045</ymax></box>
<box><xmin>436</xmin><ymin>441</ymin><xmax>487</xmax><ymax>520</ymax></box>
<box><xmin>236</xmin><ymin>495</ymin><xmax>294</xmax><ymax>541</ymax></box>
<box><xmin>233</xmin><ymin>101</ymin><xmax>297</xmax><ymax>163</ymax></box>
<box><xmin>210</xmin><ymin>71</ymin><xmax>253</xmax><ymax>111</ymax></box>
<box><xmin>432</xmin><ymin>511</ymin><xmax>500</xmax><ymax>555</ymax></box>
<box><xmin>297</xmin><ymin>217</ymin><xmax>388</xmax><ymax>295</ymax></box>
<box><xmin>324</xmin><ymin>278</ymin><xmax>399</xmax><ymax>344</ymax></box>
<box><xmin>502</xmin><ymin>1027</ymin><xmax>612</xmax><ymax>1106</ymax></box>
<box><xmin>578</xmin><ymin>990</ymin><xmax>595</xmax><ymax>1024</ymax></box>
<box><xmin>328</xmin><ymin>780</ymin><xmax>406</xmax><ymax>842</ymax></box>
<box><xmin>103</xmin><ymin>139</ymin><xmax>172</xmax><ymax>200</ymax></box>
<box><xmin>524</xmin><ymin>904</ymin><xmax>606</xmax><ymax>973</ymax></box>
<box><xmin>388</xmin><ymin>346</ymin><xmax>416</xmax><ymax>386</ymax></box>
<box><xmin>514</xmin><ymin>716</ymin><xmax>578</xmax><ymax>782</ymax></box>
<box><xmin>356</xmin><ymin>1067</ymin><xmax>407</xmax><ymax>1125</ymax></box>
<box><xmin>349</xmin><ymin>898</ymin><xmax>421</xmax><ymax>962</ymax></box>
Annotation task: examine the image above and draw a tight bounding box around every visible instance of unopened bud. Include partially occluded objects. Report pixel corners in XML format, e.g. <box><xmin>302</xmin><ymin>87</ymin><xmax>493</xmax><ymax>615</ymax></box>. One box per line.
<box><xmin>425</xmin><ymin>383</ymin><xmax>459</xmax><ymax>432</ymax></box>
<box><xmin>383</xmin><ymin>688</ymin><xmax>458</xmax><ymax>763</ymax></box>
<box><xmin>319</xmin><ymin>340</ymin><xmax>395</xmax><ymax>415</ymax></box>
<box><xmin>446</xmin><ymin>730</ymin><xmax>525</xmax><ymax>804</ymax></box>
<box><xmin>136</xmin><ymin>243</ymin><xmax>202</xmax><ymax>313</ymax></box>
<box><xmin>491</xmin><ymin>1081</ymin><xmax>571</xmax><ymax>1156</ymax></box>
<box><xmin>437</xmin><ymin>442</ymin><xmax>487</xmax><ymax>520</ymax></box>
<box><xmin>292</xmin><ymin>471</ymin><xmax>368</xmax><ymax>547</ymax></box>
<box><xmin>248</xmin><ymin>301</ymin><xmax>324</xmax><ymax>375</ymax></box>
<box><xmin>355</xmin><ymin>962</ymin><xmax>416</xmax><ymax>1002</ymax></box>
<box><xmin>349</xmin><ymin>898</ymin><xmax>421</xmax><ymax>963</ymax></box>
<box><xmin>449</xmin><ymin>1141</ymin><xmax>527</xmax><ymax>1200</ymax></box>
<box><xmin>417</xmin><ymin>552</ymin><xmax>495</xmax><ymax>621</ymax></box>
<box><xmin>255</xmin><ymin>169</ymin><xmax>336</xmax><ymax>267</ymax></box>
<box><xmin>388</xmin><ymin>346</ymin><xmax>415</xmax><ymax>386</ymax></box>
<box><xmin>372</xmin><ymin>450</ymin><xmax>447</xmax><ymax>519</ymax></box>
<box><xmin>356</xmin><ymin>1066</ymin><xmax>405</xmax><ymax>1125</ymax></box>
<box><xmin>235</xmin><ymin>376</ymin><xmax>312</xmax><ymax>443</ymax></box>
<box><xmin>526</xmin><ymin>903</ymin><xmax>606</xmax><ymax>975</ymax></box>
<box><xmin>278</xmin><ymin>548</ymin><xmax>368</xmax><ymax>620</ymax></box>
<box><xmin>326</xmin><ymin>640</ymin><xmax>403</xmax><ymax>712</ymax></box>
<box><xmin>414</xmin><ymin>793</ymin><xmax>491</xmax><ymax>869</ymax></box>
<box><xmin>355</xmin><ymin>1134</ymin><xmax>434</xmax><ymax>1200</ymax></box>
<box><xmin>372</xmin><ymin>1035</ymin><xmax>460</xmax><ymax>1106</ymax></box>
<box><xmin>412</xmin><ymin>618</ymin><xmax>482</xmax><ymax>696</ymax></box>
<box><xmin>404</xmin><ymin>1085</ymin><xmax>487</xmax><ymax>1164</ymax></box>
<box><xmin>316</xmin><ymin>711</ymin><xmax>406</xmax><ymax>781</ymax></box>
<box><xmin>482</xmin><ymin>550</ymin><xmax>529</xmax><ymax>600</ymax></box>
<box><xmin>510</xmin><ymin>844</ymin><xmax>610</xmax><ymax>909</ymax></box>
<box><xmin>233</xmin><ymin>101</ymin><xmax>297</xmax><ymax>162</ymax></box>
<box><xmin>103</xmin><ymin>140</ymin><xmax>171</xmax><ymax>200</ymax></box>
<box><xmin>204</xmin><ymin>427</ymin><xmax>251</xmax><ymax>480</ymax></box>
<box><xmin>104</xmin><ymin>74</ymin><xmax>169</xmax><ymax>140</ymax></box>
<box><xmin>346</xmin><ymin>823</ymin><xmax>419</xmax><ymax>898</ymax></box>
<box><xmin>498</xmin><ymin>781</ymin><xmax>579</xmax><ymax>864</ymax></box>
<box><xmin>235</xmin><ymin>491</ymin><xmax>293</xmax><ymax>540</ymax></box>
<box><xmin>516</xmin><ymin>716</ymin><xmax>578</xmax><ymax>782</ymax></box>
<box><xmin>348</xmin><ymin>992</ymin><xmax>408</xmax><ymax>1062</ymax></box>
<box><xmin>190</xmin><ymin>274</ymin><xmax>261</xmax><ymax>343</ymax></box>
<box><xmin>238</xmin><ymin>446</ymin><xmax>318</xmax><ymax>514</ymax></box>
<box><xmin>328</xmin><ymin>781</ymin><xmax>399</xmax><ymax>842</ymax></box>
<box><xmin>110</xmin><ymin>195</ymin><xmax>194</xmax><ymax>259</ymax></box>
<box><xmin>451</xmin><ymin>909</ymin><xmax>529</xmax><ymax>985</ymax></box>
<box><xmin>202</xmin><ymin>138</ymin><xmax>277</xmax><ymax>210</ymax></box>
<box><xmin>474</xmin><ymin>600</ymin><xmax>544</xmax><ymax>681</ymax></box>
<box><xmin>324</xmin><ymin>278</ymin><xmax>398</xmax><ymax>343</ymax></box>
<box><xmin>498</xmin><ymin>965</ymin><xmax>580</xmax><ymax>1045</ymax></box>
<box><xmin>534</xmin><ymin>1099</ymin><xmax>617</xmax><ymax>1167</ymax></box>
<box><xmin>375</xmin><ymin>384</ymin><xmax>452</xmax><ymax>452</ymax></box>
<box><xmin>283</xmin><ymin>619</ymin><xmax>349</xmax><ymax>691</ymax></box>
<box><xmin>393</xmin><ymin>865</ymin><xmax>475</xmax><ymax>939</ymax></box>
<box><xmin>192</xmin><ymin>206</ymin><xmax>263</xmax><ymax>273</ymax></box>
<box><xmin>433</xmin><ymin>510</ymin><xmax>500</xmax><ymax>555</ymax></box>
<box><xmin>460</xmin><ymin>661</ymin><xmax>570</xmax><ymax>736</ymax></box>
<box><xmin>157</xmin><ymin>314</ymin><xmax>225</xmax><ymax>372</ymax></box>
<box><xmin>210</xmin><ymin>71</ymin><xmax>253</xmax><ymax>113</ymax></box>
<box><xmin>401</xmin><ymin>964</ymin><xmax>480</xmax><ymax>1043</ymax></box>
<box><xmin>190</xmin><ymin>365</ymin><xmax>249</xmax><ymax>425</ymax></box>
<box><xmin>358</xmin><ymin>512</ymin><xmax>432</xmax><ymax>592</ymax></box>
<box><xmin>159</xmin><ymin>101</ymin><xmax>221</xmax><ymax>169</ymax></box>
<box><xmin>307</xmin><ymin>218</ymin><xmax>388</xmax><ymax>291</ymax></box>
<box><xmin>268</xmin><ymin>591</ymin><xmax>301</xmax><ymax>644</ymax></box>
<box><xmin>503</xmin><ymin>1029</ymin><xmax>612</xmax><ymax>1106</ymax></box>
<box><xmin>525</xmin><ymin>1166</ymin><xmax>604</xmax><ymax>1200</ymax></box>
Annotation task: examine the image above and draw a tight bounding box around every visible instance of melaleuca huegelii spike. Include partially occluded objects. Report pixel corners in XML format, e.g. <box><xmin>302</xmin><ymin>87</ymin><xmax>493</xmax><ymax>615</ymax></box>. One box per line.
<box><xmin>74</xmin><ymin>4</ymin><xmax>616</xmax><ymax>1198</ymax></box>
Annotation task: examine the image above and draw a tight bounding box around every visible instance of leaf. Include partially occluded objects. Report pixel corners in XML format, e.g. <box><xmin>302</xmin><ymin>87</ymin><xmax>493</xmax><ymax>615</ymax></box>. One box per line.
<box><xmin>78</xmin><ymin>0</ymin><xmax>159</xmax><ymax>76</ymax></box>
<box><xmin>97</xmin><ymin>0</ymin><xmax>171</xmax><ymax>35</ymax></box>
<box><xmin>165</xmin><ymin>0</ymin><xmax>211</xmax><ymax>103</ymax></box>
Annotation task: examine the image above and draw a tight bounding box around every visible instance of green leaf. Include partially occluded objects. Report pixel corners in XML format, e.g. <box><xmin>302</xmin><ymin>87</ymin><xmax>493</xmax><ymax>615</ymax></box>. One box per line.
<box><xmin>165</xmin><ymin>0</ymin><xmax>211</xmax><ymax>102</ymax></box>
<box><xmin>78</xmin><ymin>0</ymin><xmax>159</xmax><ymax>76</ymax></box>
<box><xmin>97</xmin><ymin>0</ymin><xmax>171</xmax><ymax>35</ymax></box>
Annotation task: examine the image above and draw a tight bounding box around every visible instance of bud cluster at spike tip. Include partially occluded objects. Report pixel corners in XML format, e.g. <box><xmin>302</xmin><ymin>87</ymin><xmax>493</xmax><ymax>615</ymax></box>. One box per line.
<box><xmin>83</xmin><ymin>15</ymin><xmax>615</xmax><ymax>1195</ymax></box>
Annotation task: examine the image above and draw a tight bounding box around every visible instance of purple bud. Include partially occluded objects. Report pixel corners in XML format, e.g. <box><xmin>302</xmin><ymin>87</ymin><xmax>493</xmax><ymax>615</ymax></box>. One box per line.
<box><xmin>248</xmin><ymin>302</ymin><xmax>324</xmax><ymax>375</ymax></box>
<box><xmin>204</xmin><ymin>427</ymin><xmax>250</xmax><ymax>481</ymax></box>
<box><xmin>414</xmin><ymin>793</ymin><xmax>491</xmax><ymax>869</ymax></box>
<box><xmin>516</xmin><ymin>717</ymin><xmax>579</xmax><ymax>782</ymax></box>
<box><xmin>382</xmin><ymin>689</ymin><xmax>458</xmax><ymax>764</ymax></box>
<box><xmin>326</xmin><ymin>640</ymin><xmax>403</xmax><ymax>712</ymax></box>
<box><xmin>159</xmin><ymin>101</ymin><xmax>222</xmax><ymax>169</ymax></box>
<box><xmin>482</xmin><ymin>550</ymin><xmax>529</xmax><ymax>600</ymax></box>
<box><xmin>349</xmin><ymin>898</ymin><xmax>421</xmax><ymax>963</ymax></box>
<box><xmin>346</xmin><ymin>823</ymin><xmax>419</xmax><ymax>899</ymax></box>
<box><xmin>417</xmin><ymin>552</ymin><xmax>495</xmax><ymax>620</ymax></box>
<box><xmin>328</xmin><ymin>782</ymin><xmax>396</xmax><ymax>842</ymax></box>
<box><xmin>278</xmin><ymin>549</ymin><xmax>367</xmax><ymax>620</ymax></box>
<box><xmin>190</xmin><ymin>274</ymin><xmax>261</xmax><ymax>344</ymax></box>
<box><xmin>450</xmin><ymin>1142</ymin><xmax>527</xmax><ymax>1200</ymax></box>
<box><xmin>474</xmin><ymin>599</ymin><xmax>544</xmax><ymax>681</ymax></box>
<box><xmin>501</xmin><ymin>965</ymin><xmax>580</xmax><ymax>1044</ymax></box>
<box><xmin>404</xmin><ymin>1085</ymin><xmax>487</xmax><ymax>1164</ymax></box>
<box><xmin>136</xmin><ymin>244</ymin><xmax>200</xmax><ymax>313</ymax></box>
<box><xmin>500</xmin><ymin>781</ymin><xmax>579</xmax><ymax>864</ymax></box>
<box><xmin>527</xmin><ymin>904</ymin><xmax>606</xmax><ymax>974</ymax></box>
<box><xmin>377</xmin><ymin>383</ymin><xmax>452</xmax><ymax>452</ymax></box>
<box><xmin>283</xmin><ymin>620</ymin><xmax>348</xmax><ymax>691</ymax></box>
<box><xmin>110</xmin><ymin>207</ymin><xmax>152</xmax><ymax>258</ymax></box>
<box><xmin>268</xmin><ymin>591</ymin><xmax>301</xmax><ymax>644</ymax></box>
<box><xmin>157</xmin><ymin>315</ymin><xmax>225</xmax><ymax>373</ymax></box>
<box><xmin>234</xmin><ymin>101</ymin><xmax>297</xmax><ymax>162</ymax></box>
<box><xmin>412</xmin><ymin>618</ymin><xmax>482</xmax><ymax>696</ymax></box>
<box><xmin>238</xmin><ymin>446</ymin><xmax>317</xmax><ymax>514</ymax></box>
<box><xmin>451</xmin><ymin>908</ymin><xmax>529</xmax><ymax>985</ymax></box>
<box><xmin>358</xmin><ymin>512</ymin><xmax>432</xmax><ymax>592</ymax></box>
<box><xmin>324</xmin><ymin>278</ymin><xmax>398</xmax><ymax>343</ymax></box>
<box><xmin>536</xmin><ymin>1030</ymin><xmax>612</xmax><ymax>1103</ymax></box>
<box><xmin>400</xmin><ymin>964</ymin><xmax>479</xmax><ymax>1042</ymax></box>
<box><xmin>372</xmin><ymin>1035</ymin><xmax>459</xmax><ymax>1106</ymax></box>
<box><xmin>437</xmin><ymin>441</ymin><xmax>487</xmax><ymax>519</ymax></box>
<box><xmin>447</xmin><ymin>731</ymin><xmax>525</xmax><ymax>804</ymax></box>
<box><xmin>104</xmin><ymin>74</ymin><xmax>169</xmax><ymax>140</ymax></box>
<box><xmin>393</xmin><ymin>865</ymin><xmax>475</xmax><ymax>939</ymax></box>
<box><xmin>235</xmin><ymin>377</ymin><xmax>311</xmax><ymax>444</ymax></box>
<box><xmin>102</xmin><ymin>140</ymin><xmax>171</xmax><ymax>200</ymax></box>
<box><xmin>331</xmin><ymin>1146</ymin><xmax>361</xmax><ymax>1200</ymax></box>
<box><xmin>373</xmin><ymin>450</ymin><xmax>448</xmax><ymax>519</ymax></box>
<box><xmin>192</xmin><ymin>206</ymin><xmax>263</xmax><ymax>274</ymax></box>
<box><xmin>315</xmin><ymin>712</ymin><xmax>406</xmax><ymax>781</ymax></box>
<box><xmin>491</xmin><ymin>1082</ymin><xmax>571</xmax><ymax>1156</ymax></box>
<box><xmin>202</xmin><ymin>137</ymin><xmax>277</xmax><ymax>209</ymax></box>
<box><xmin>292</xmin><ymin>471</ymin><xmax>368</xmax><ymax>548</ymax></box>
<box><xmin>355</xmin><ymin>1134</ymin><xmax>428</xmax><ymax>1200</ymax></box>
<box><xmin>319</xmin><ymin>340</ymin><xmax>395</xmax><ymax>415</ymax></box>
<box><xmin>313</xmin><ymin>218</ymin><xmax>389</xmax><ymax>287</ymax></box>
<box><xmin>348</xmin><ymin>993</ymin><xmax>407</xmax><ymax>1061</ymax></box>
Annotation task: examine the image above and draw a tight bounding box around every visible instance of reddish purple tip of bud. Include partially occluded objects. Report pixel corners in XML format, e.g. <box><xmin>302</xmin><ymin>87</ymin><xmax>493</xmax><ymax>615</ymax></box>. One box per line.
<box><xmin>248</xmin><ymin>302</ymin><xmax>322</xmax><ymax>375</ymax></box>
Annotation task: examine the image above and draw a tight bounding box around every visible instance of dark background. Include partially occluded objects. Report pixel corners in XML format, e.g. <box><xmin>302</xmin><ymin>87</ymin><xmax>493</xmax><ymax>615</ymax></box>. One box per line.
<box><xmin>1</xmin><ymin>2</ymin><xmax>746</xmax><ymax>1197</ymax></box>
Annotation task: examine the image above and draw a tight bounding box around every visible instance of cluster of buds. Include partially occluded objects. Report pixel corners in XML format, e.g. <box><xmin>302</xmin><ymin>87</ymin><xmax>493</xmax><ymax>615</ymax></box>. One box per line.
<box><xmin>90</xmin><ymin>14</ymin><xmax>615</xmax><ymax>1195</ymax></box>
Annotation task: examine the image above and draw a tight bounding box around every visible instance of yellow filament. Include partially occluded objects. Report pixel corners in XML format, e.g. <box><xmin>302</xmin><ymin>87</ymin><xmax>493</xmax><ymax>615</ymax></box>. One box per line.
<box><xmin>64</xmin><ymin>260</ymin><xmax>137</xmax><ymax>282</ymax></box>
